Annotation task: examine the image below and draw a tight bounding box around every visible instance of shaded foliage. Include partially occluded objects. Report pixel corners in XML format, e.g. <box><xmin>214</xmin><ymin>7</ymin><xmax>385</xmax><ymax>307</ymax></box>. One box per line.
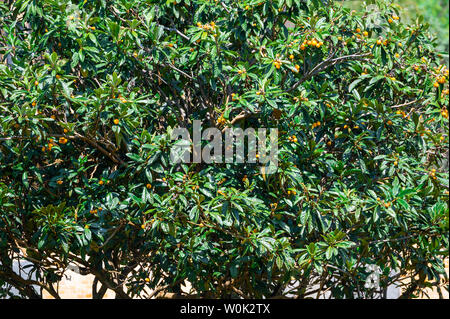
<box><xmin>0</xmin><ymin>0</ymin><xmax>448</xmax><ymax>298</ymax></box>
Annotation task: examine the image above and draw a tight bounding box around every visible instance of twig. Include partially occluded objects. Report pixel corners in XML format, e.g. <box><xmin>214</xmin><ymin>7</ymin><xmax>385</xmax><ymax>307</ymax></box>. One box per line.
<box><xmin>147</xmin><ymin>279</ymin><xmax>183</xmax><ymax>299</ymax></box>
<box><xmin>390</xmin><ymin>98</ymin><xmax>424</xmax><ymax>109</ymax></box>
<box><xmin>220</xmin><ymin>2</ymin><xmax>231</xmax><ymax>13</ymax></box>
<box><xmin>221</xmin><ymin>111</ymin><xmax>260</xmax><ymax>133</ymax></box>
<box><xmin>288</xmin><ymin>52</ymin><xmax>372</xmax><ymax>92</ymax></box>
<box><xmin>73</xmin><ymin>132</ymin><xmax>127</xmax><ymax>167</ymax></box>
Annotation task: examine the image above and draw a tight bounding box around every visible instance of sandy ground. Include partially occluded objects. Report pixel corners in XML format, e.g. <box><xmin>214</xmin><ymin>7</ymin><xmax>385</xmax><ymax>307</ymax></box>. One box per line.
<box><xmin>41</xmin><ymin>259</ymin><xmax>448</xmax><ymax>299</ymax></box>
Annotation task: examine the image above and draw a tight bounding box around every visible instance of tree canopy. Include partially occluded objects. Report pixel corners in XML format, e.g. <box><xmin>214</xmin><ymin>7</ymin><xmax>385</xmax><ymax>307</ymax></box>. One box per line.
<box><xmin>0</xmin><ymin>0</ymin><xmax>448</xmax><ymax>299</ymax></box>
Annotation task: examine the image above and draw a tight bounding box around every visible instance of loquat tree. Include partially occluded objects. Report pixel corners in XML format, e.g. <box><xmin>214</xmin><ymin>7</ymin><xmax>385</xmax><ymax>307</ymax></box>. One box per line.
<box><xmin>0</xmin><ymin>0</ymin><xmax>448</xmax><ymax>298</ymax></box>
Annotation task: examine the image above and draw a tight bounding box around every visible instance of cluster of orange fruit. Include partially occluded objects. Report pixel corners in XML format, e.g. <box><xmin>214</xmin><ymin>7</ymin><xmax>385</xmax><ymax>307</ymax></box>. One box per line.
<box><xmin>434</xmin><ymin>79</ymin><xmax>447</xmax><ymax>87</ymax></box>
<box><xmin>376</xmin><ymin>38</ymin><xmax>388</xmax><ymax>46</ymax></box>
<box><xmin>433</xmin><ymin>65</ymin><xmax>449</xmax><ymax>75</ymax></box>
<box><xmin>42</xmin><ymin>138</ymin><xmax>54</xmax><ymax>152</ymax></box>
<box><xmin>429</xmin><ymin>168</ymin><xmax>438</xmax><ymax>180</ymax></box>
<box><xmin>89</xmin><ymin>208</ymin><xmax>102</xmax><ymax>215</ymax></box>
<box><xmin>396</xmin><ymin>110</ymin><xmax>408</xmax><ymax>118</ymax></box>
<box><xmin>293</xmin><ymin>96</ymin><xmax>308</xmax><ymax>102</ymax></box>
<box><xmin>311</xmin><ymin>121</ymin><xmax>321</xmax><ymax>129</ymax></box>
<box><xmin>217</xmin><ymin>177</ymin><xmax>226</xmax><ymax>185</ymax></box>
<box><xmin>286</xmin><ymin>39</ymin><xmax>300</xmax><ymax>48</ymax></box>
<box><xmin>146</xmin><ymin>183</ymin><xmax>152</xmax><ymax>189</ymax></box>
<box><xmin>231</xmin><ymin>93</ymin><xmax>238</xmax><ymax>101</ymax></box>
<box><xmin>237</xmin><ymin>68</ymin><xmax>246</xmax><ymax>74</ymax></box>
<box><xmin>273</xmin><ymin>58</ymin><xmax>282</xmax><ymax>69</ymax></box>
<box><xmin>118</xmin><ymin>94</ymin><xmax>128</xmax><ymax>103</ymax></box>
<box><xmin>388</xmin><ymin>15</ymin><xmax>400</xmax><ymax>23</ymax></box>
<box><xmin>354</xmin><ymin>28</ymin><xmax>369</xmax><ymax>38</ymax></box>
<box><xmin>418</xmin><ymin>127</ymin><xmax>431</xmax><ymax>137</ymax></box>
<box><xmin>216</xmin><ymin>116</ymin><xmax>226</xmax><ymax>125</ymax></box>
<box><xmin>196</xmin><ymin>21</ymin><xmax>216</xmax><ymax>30</ymax></box>
<box><xmin>392</xmin><ymin>153</ymin><xmax>399</xmax><ymax>167</ymax></box>
<box><xmin>68</xmin><ymin>15</ymin><xmax>81</xmax><ymax>21</ymax></box>
<box><xmin>41</xmin><ymin>136</ymin><xmax>67</xmax><ymax>152</ymax></box>
<box><xmin>432</xmin><ymin>65</ymin><xmax>448</xmax><ymax>88</ymax></box>
<box><xmin>300</xmin><ymin>38</ymin><xmax>323</xmax><ymax>50</ymax></box>
<box><xmin>287</xmin><ymin>189</ymin><xmax>297</xmax><ymax>196</ymax></box>
<box><xmin>270</xmin><ymin>202</ymin><xmax>278</xmax><ymax>210</ymax></box>
<box><xmin>288</xmin><ymin>135</ymin><xmax>298</xmax><ymax>143</ymax></box>
<box><xmin>442</xmin><ymin>108</ymin><xmax>449</xmax><ymax>119</ymax></box>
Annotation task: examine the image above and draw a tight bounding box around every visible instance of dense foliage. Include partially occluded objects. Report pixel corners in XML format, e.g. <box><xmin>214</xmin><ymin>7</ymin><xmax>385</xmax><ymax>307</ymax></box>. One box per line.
<box><xmin>0</xmin><ymin>0</ymin><xmax>448</xmax><ymax>299</ymax></box>
<box><xmin>346</xmin><ymin>0</ymin><xmax>449</xmax><ymax>55</ymax></box>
